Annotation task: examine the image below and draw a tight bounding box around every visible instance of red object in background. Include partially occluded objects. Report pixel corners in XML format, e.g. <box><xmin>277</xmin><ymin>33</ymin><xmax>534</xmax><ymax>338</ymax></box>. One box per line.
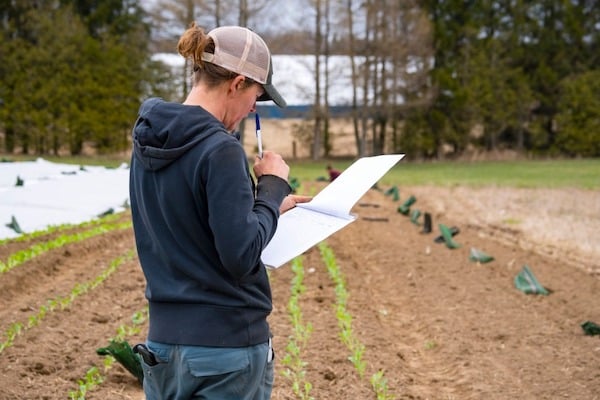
<box><xmin>327</xmin><ymin>165</ymin><xmax>341</xmax><ymax>181</ymax></box>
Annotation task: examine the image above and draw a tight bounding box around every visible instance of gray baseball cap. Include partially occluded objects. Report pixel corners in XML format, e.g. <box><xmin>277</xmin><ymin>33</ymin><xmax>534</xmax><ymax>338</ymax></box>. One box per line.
<box><xmin>201</xmin><ymin>26</ymin><xmax>287</xmax><ymax>108</ymax></box>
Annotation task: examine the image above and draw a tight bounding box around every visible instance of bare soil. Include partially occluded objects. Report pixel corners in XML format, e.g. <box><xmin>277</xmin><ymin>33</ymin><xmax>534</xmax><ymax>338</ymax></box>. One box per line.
<box><xmin>0</xmin><ymin>185</ymin><xmax>599</xmax><ymax>400</ymax></box>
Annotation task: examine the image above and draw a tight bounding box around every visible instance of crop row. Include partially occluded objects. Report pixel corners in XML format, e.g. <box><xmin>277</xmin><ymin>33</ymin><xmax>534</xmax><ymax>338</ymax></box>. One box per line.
<box><xmin>318</xmin><ymin>242</ymin><xmax>395</xmax><ymax>400</ymax></box>
<box><xmin>0</xmin><ymin>249</ymin><xmax>135</xmax><ymax>354</ymax></box>
<box><xmin>280</xmin><ymin>256</ymin><xmax>314</xmax><ymax>399</ymax></box>
<box><xmin>0</xmin><ymin>212</ymin><xmax>125</xmax><ymax>246</ymax></box>
<box><xmin>0</xmin><ymin>213</ymin><xmax>132</xmax><ymax>275</ymax></box>
<box><xmin>277</xmin><ymin>242</ymin><xmax>395</xmax><ymax>399</ymax></box>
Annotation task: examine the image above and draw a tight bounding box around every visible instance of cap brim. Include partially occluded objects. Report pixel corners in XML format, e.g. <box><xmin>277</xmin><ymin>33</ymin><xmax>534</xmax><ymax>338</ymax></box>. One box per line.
<box><xmin>258</xmin><ymin>84</ymin><xmax>286</xmax><ymax>108</ymax></box>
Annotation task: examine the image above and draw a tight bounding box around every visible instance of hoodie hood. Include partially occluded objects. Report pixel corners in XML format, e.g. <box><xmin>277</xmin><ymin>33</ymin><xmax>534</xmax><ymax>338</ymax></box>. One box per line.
<box><xmin>132</xmin><ymin>98</ymin><xmax>224</xmax><ymax>171</ymax></box>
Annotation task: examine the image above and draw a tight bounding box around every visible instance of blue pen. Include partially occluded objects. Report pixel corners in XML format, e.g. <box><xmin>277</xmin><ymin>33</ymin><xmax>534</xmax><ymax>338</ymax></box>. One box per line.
<box><xmin>255</xmin><ymin>113</ymin><xmax>263</xmax><ymax>159</ymax></box>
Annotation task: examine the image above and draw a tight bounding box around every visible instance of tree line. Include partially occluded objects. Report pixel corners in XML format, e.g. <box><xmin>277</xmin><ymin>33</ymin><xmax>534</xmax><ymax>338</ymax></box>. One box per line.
<box><xmin>0</xmin><ymin>0</ymin><xmax>598</xmax><ymax>159</ymax></box>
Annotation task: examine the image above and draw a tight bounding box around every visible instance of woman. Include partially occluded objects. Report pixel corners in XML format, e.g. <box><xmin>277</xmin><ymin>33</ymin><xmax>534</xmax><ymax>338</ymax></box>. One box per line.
<box><xmin>129</xmin><ymin>23</ymin><xmax>309</xmax><ymax>399</ymax></box>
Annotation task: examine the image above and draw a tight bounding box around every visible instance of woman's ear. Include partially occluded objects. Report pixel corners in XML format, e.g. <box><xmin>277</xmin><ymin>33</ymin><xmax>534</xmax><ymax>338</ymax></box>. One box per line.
<box><xmin>231</xmin><ymin>75</ymin><xmax>247</xmax><ymax>92</ymax></box>
<box><xmin>226</xmin><ymin>75</ymin><xmax>246</xmax><ymax>99</ymax></box>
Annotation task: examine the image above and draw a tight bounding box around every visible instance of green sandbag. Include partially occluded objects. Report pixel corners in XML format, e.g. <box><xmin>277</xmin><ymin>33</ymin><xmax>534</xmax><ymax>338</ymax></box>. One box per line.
<box><xmin>469</xmin><ymin>247</ymin><xmax>494</xmax><ymax>263</ymax></box>
<box><xmin>5</xmin><ymin>215</ymin><xmax>23</xmax><ymax>234</ymax></box>
<box><xmin>97</xmin><ymin>340</ymin><xmax>144</xmax><ymax>385</ymax></box>
<box><xmin>397</xmin><ymin>195</ymin><xmax>416</xmax><ymax>215</ymax></box>
<box><xmin>410</xmin><ymin>209</ymin><xmax>421</xmax><ymax>225</ymax></box>
<box><xmin>514</xmin><ymin>265</ymin><xmax>549</xmax><ymax>295</ymax></box>
<box><xmin>438</xmin><ymin>223</ymin><xmax>461</xmax><ymax>249</ymax></box>
<box><xmin>289</xmin><ymin>177</ymin><xmax>300</xmax><ymax>193</ymax></box>
<box><xmin>581</xmin><ymin>321</ymin><xmax>600</xmax><ymax>336</ymax></box>
<box><xmin>97</xmin><ymin>208</ymin><xmax>114</xmax><ymax>218</ymax></box>
<box><xmin>384</xmin><ymin>185</ymin><xmax>400</xmax><ymax>201</ymax></box>
<box><xmin>420</xmin><ymin>212</ymin><xmax>432</xmax><ymax>234</ymax></box>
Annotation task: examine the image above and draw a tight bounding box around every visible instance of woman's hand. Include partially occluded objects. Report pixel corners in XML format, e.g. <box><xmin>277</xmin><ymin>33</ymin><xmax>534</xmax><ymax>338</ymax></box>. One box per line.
<box><xmin>253</xmin><ymin>151</ymin><xmax>289</xmax><ymax>181</ymax></box>
<box><xmin>279</xmin><ymin>194</ymin><xmax>312</xmax><ymax>214</ymax></box>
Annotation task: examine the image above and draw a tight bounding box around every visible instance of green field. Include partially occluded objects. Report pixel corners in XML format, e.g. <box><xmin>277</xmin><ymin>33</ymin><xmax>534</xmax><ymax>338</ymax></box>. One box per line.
<box><xmin>291</xmin><ymin>158</ymin><xmax>600</xmax><ymax>189</ymax></box>
<box><xmin>3</xmin><ymin>154</ymin><xmax>598</xmax><ymax>189</ymax></box>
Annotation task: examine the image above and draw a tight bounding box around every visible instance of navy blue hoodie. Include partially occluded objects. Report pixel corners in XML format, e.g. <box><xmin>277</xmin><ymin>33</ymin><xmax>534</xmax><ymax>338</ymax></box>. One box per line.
<box><xmin>129</xmin><ymin>97</ymin><xmax>291</xmax><ymax>347</ymax></box>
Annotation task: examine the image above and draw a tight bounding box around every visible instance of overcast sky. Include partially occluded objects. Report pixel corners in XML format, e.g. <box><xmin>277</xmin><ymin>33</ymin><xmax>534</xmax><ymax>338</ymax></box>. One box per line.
<box><xmin>142</xmin><ymin>0</ymin><xmax>315</xmax><ymax>39</ymax></box>
<box><xmin>260</xmin><ymin>0</ymin><xmax>313</xmax><ymax>32</ymax></box>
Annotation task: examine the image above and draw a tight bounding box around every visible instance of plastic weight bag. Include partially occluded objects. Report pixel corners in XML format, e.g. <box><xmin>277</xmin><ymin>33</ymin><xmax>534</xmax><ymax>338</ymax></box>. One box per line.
<box><xmin>96</xmin><ymin>340</ymin><xmax>144</xmax><ymax>385</ymax></box>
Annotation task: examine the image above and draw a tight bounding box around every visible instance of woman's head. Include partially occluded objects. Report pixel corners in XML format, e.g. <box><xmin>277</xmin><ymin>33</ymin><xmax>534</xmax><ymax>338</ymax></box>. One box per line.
<box><xmin>177</xmin><ymin>23</ymin><xmax>286</xmax><ymax>108</ymax></box>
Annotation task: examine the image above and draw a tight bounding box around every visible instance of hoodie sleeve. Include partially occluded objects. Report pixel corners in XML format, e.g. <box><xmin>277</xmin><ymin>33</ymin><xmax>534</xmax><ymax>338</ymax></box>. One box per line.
<box><xmin>204</xmin><ymin>141</ymin><xmax>291</xmax><ymax>279</ymax></box>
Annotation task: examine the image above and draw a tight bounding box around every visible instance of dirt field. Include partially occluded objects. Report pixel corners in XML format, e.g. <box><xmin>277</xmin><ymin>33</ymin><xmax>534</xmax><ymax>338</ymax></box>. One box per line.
<box><xmin>0</xmin><ymin>183</ymin><xmax>598</xmax><ymax>400</ymax></box>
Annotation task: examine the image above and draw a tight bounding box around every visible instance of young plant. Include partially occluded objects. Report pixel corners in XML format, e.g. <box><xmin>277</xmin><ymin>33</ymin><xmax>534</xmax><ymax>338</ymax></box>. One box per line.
<box><xmin>370</xmin><ymin>370</ymin><xmax>395</xmax><ymax>400</ymax></box>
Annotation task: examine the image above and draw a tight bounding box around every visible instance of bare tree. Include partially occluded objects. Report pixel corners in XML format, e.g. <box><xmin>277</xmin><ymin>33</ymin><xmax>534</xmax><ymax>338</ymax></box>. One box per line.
<box><xmin>312</xmin><ymin>0</ymin><xmax>323</xmax><ymax>160</ymax></box>
<box><xmin>146</xmin><ymin>0</ymin><xmax>203</xmax><ymax>99</ymax></box>
<box><xmin>356</xmin><ymin>0</ymin><xmax>434</xmax><ymax>155</ymax></box>
<box><xmin>322</xmin><ymin>0</ymin><xmax>331</xmax><ymax>157</ymax></box>
<box><xmin>341</xmin><ymin>0</ymin><xmax>363</xmax><ymax>156</ymax></box>
<box><xmin>360</xmin><ymin>0</ymin><xmax>374</xmax><ymax>155</ymax></box>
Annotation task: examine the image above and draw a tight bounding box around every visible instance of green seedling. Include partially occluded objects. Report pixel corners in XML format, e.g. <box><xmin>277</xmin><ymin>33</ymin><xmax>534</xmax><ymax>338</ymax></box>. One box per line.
<box><xmin>280</xmin><ymin>256</ymin><xmax>314</xmax><ymax>400</ymax></box>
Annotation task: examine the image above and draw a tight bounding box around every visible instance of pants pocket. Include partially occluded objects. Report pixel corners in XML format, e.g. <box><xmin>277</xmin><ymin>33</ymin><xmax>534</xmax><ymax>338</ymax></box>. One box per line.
<box><xmin>187</xmin><ymin>347</ymin><xmax>250</xmax><ymax>377</ymax></box>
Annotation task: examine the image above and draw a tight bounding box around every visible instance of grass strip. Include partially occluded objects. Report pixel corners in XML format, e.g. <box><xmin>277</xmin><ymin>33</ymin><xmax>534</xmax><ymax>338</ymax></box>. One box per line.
<box><xmin>0</xmin><ymin>249</ymin><xmax>136</xmax><ymax>354</ymax></box>
<box><xmin>287</xmin><ymin>158</ymin><xmax>600</xmax><ymax>189</ymax></box>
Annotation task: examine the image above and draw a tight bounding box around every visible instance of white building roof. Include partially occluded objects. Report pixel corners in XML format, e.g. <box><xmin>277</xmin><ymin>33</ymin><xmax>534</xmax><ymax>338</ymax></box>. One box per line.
<box><xmin>152</xmin><ymin>53</ymin><xmax>356</xmax><ymax>106</ymax></box>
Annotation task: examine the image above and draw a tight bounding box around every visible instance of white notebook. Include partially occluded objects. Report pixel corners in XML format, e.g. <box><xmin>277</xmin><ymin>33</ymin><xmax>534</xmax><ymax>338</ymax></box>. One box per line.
<box><xmin>261</xmin><ymin>154</ymin><xmax>404</xmax><ymax>268</ymax></box>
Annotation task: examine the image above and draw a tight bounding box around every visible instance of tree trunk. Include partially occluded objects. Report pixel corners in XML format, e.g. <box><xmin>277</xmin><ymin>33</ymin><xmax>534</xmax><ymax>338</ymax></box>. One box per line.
<box><xmin>312</xmin><ymin>0</ymin><xmax>323</xmax><ymax>160</ymax></box>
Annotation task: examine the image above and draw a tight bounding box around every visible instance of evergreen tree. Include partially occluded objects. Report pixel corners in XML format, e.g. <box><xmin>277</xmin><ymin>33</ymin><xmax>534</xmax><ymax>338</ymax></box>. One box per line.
<box><xmin>555</xmin><ymin>71</ymin><xmax>600</xmax><ymax>157</ymax></box>
<box><xmin>419</xmin><ymin>0</ymin><xmax>598</xmax><ymax>157</ymax></box>
<box><xmin>0</xmin><ymin>0</ymin><xmax>174</xmax><ymax>155</ymax></box>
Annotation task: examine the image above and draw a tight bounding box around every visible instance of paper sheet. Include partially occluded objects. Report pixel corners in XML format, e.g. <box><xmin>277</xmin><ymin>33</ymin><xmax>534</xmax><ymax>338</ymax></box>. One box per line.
<box><xmin>261</xmin><ymin>154</ymin><xmax>404</xmax><ymax>268</ymax></box>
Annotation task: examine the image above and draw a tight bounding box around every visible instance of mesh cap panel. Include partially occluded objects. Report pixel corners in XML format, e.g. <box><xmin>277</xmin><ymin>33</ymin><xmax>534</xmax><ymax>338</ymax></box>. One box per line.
<box><xmin>208</xmin><ymin>27</ymin><xmax>270</xmax><ymax>83</ymax></box>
